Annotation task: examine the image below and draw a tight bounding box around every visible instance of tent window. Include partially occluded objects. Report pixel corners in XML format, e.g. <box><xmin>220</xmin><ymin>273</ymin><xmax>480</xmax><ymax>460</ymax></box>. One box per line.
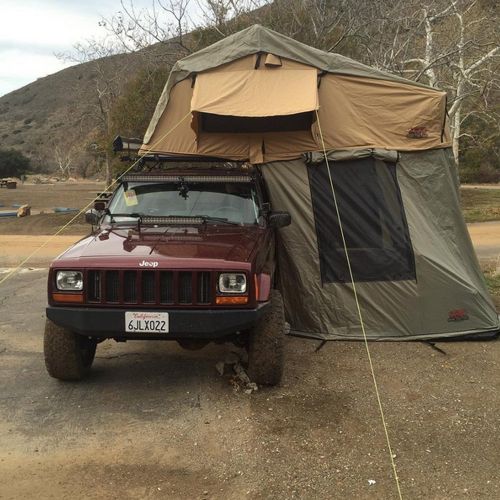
<box><xmin>199</xmin><ymin>111</ymin><xmax>313</xmax><ymax>134</ymax></box>
<box><xmin>308</xmin><ymin>158</ymin><xmax>415</xmax><ymax>283</ymax></box>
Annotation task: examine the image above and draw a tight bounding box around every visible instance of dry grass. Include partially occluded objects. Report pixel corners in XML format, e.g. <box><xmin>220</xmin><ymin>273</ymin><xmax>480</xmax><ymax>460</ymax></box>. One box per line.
<box><xmin>485</xmin><ymin>272</ymin><xmax>500</xmax><ymax>295</ymax></box>
<box><xmin>460</xmin><ymin>187</ymin><xmax>500</xmax><ymax>223</ymax></box>
<box><xmin>480</xmin><ymin>258</ymin><xmax>500</xmax><ymax>310</ymax></box>
<box><xmin>484</xmin><ymin>271</ymin><xmax>500</xmax><ymax>309</ymax></box>
<box><xmin>0</xmin><ymin>181</ymin><xmax>103</xmax><ymax>212</ymax></box>
<box><xmin>0</xmin><ymin>212</ymin><xmax>88</xmax><ymax>235</ymax></box>
<box><xmin>0</xmin><ymin>181</ymin><xmax>102</xmax><ymax>235</ymax></box>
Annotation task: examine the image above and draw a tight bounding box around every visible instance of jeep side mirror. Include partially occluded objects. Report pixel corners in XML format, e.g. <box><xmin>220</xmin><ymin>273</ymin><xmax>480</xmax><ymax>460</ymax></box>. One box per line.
<box><xmin>94</xmin><ymin>200</ymin><xmax>106</xmax><ymax>211</ymax></box>
<box><xmin>258</xmin><ymin>202</ymin><xmax>271</xmax><ymax>217</ymax></box>
<box><xmin>268</xmin><ymin>211</ymin><xmax>291</xmax><ymax>228</ymax></box>
<box><xmin>85</xmin><ymin>209</ymin><xmax>101</xmax><ymax>226</ymax></box>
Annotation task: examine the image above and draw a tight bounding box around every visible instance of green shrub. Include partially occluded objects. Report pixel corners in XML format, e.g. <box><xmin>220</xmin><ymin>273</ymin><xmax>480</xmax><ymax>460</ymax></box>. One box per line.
<box><xmin>0</xmin><ymin>149</ymin><xmax>31</xmax><ymax>177</ymax></box>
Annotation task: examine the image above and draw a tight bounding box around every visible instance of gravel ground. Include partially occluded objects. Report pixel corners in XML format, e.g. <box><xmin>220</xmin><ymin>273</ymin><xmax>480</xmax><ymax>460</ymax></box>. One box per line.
<box><xmin>0</xmin><ymin>182</ymin><xmax>499</xmax><ymax>499</ymax></box>
<box><xmin>0</xmin><ymin>269</ymin><xmax>499</xmax><ymax>499</ymax></box>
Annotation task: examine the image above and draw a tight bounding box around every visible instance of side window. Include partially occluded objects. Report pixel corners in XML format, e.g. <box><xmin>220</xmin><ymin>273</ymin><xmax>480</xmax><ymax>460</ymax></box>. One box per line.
<box><xmin>307</xmin><ymin>157</ymin><xmax>415</xmax><ymax>283</ymax></box>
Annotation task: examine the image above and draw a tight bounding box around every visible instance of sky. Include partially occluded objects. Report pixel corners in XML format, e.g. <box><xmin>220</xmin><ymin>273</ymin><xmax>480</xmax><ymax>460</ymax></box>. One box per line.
<box><xmin>0</xmin><ymin>0</ymin><xmax>156</xmax><ymax>97</ymax></box>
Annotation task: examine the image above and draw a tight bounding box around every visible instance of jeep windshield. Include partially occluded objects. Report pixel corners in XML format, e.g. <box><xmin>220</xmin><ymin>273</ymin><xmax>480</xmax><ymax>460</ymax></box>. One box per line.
<box><xmin>105</xmin><ymin>180</ymin><xmax>259</xmax><ymax>225</ymax></box>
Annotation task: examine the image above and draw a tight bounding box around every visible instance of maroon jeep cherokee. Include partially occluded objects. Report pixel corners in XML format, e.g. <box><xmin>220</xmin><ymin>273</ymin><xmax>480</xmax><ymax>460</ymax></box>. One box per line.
<box><xmin>44</xmin><ymin>162</ymin><xmax>290</xmax><ymax>385</ymax></box>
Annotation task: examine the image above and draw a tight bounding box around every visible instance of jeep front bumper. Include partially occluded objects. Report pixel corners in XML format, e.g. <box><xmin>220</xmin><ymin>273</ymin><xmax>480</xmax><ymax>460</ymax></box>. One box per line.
<box><xmin>46</xmin><ymin>304</ymin><xmax>270</xmax><ymax>340</ymax></box>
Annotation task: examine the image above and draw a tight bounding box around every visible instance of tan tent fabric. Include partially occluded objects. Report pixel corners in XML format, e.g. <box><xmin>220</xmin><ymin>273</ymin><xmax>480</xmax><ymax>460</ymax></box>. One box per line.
<box><xmin>316</xmin><ymin>75</ymin><xmax>448</xmax><ymax>152</ymax></box>
<box><xmin>142</xmin><ymin>65</ymin><xmax>449</xmax><ymax>161</ymax></box>
<box><xmin>265</xmin><ymin>53</ymin><xmax>282</xmax><ymax>67</ymax></box>
<box><xmin>191</xmin><ymin>68</ymin><xmax>319</xmax><ymax>117</ymax></box>
<box><xmin>141</xmin><ymin>26</ymin><xmax>451</xmax><ymax>160</ymax></box>
<box><xmin>144</xmin><ymin>24</ymin><xmax>437</xmax><ymax>145</ymax></box>
<box><xmin>144</xmin><ymin>77</ymin><xmax>318</xmax><ymax>163</ymax></box>
<box><xmin>152</xmin><ymin>79</ymin><xmax>198</xmax><ymax>155</ymax></box>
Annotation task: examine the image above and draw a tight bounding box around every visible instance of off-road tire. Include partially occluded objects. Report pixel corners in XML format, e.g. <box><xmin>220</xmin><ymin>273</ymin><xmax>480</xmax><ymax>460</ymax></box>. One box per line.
<box><xmin>44</xmin><ymin>319</ymin><xmax>97</xmax><ymax>381</ymax></box>
<box><xmin>247</xmin><ymin>290</ymin><xmax>285</xmax><ymax>386</ymax></box>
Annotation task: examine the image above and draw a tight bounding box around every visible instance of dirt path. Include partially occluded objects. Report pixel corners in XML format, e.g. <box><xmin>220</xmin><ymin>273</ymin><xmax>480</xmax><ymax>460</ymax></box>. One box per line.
<box><xmin>0</xmin><ymin>235</ymin><xmax>84</xmax><ymax>267</ymax></box>
<box><xmin>0</xmin><ymin>220</ymin><xmax>499</xmax><ymax>498</ymax></box>
<box><xmin>0</xmin><ymin>270</ymin><xmax>499</xmax><ymax>499</ymax></box>
<box><xmin>461</xmin><ymin>184</ymin><xmax>500</xmax><ymax>190</ymax></box>
<box><xmin>467</xmin><ymin>221</ymin><xmax>500</xmax><ymax>260</ymax></box>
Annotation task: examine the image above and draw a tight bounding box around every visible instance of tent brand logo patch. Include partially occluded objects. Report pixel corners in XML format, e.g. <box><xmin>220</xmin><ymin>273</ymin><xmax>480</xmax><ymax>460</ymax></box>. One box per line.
<box><xmin>139</xmin><ymin>261</ymin><xmax>159</xmax><ymax>268</ymax></box>
<box><xmin>448</xmin><ymin>309</ymin><xmax>469</xmax><ymax>322</ymax></box>
<box><xmin>407</xmin><ymin>127</ymin><xmax>429</xmax><ymax>139</ymax></box>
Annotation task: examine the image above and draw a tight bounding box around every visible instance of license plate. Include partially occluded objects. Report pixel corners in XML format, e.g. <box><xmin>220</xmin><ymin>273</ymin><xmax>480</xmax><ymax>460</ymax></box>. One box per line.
<box><xmin>125</xmin><ymin>312</ymin><xmax>169</xmax><ymax>334</ymax></box>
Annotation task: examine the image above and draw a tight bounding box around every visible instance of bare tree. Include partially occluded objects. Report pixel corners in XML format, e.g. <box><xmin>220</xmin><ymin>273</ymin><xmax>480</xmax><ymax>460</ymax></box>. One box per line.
<box><xmin>348</xmin><ymin>0</ymin><xmax>499</xmax><ymax>165</ymax></box>
<box><xmin>53</xmin><ymin>142</ymin><xmax>75</xmax><ymax>179</ymax></box>
<box><xmin>58</xmin><ymin>40</ymin><xmax>131</xmax><ymax>185</ymax></box>
<box><xmin>100</xmin><ymin>0</ymin><xmax>194</xmax><ymax>60</ymax></box>
<box><xmin>394</xmin><ymin>1</ymin><xmax>499</xmax><ymax>163</ymax></box>
<box><xmin>445</xmin><ymin>2</ymin><xmax>499</xmax><ymax>163</ymax></box>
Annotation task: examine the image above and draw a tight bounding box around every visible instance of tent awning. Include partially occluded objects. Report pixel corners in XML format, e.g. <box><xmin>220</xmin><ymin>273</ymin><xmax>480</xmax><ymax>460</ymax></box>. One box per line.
<box><xmin>191</xmin><ymin>68</ymin><xmax>319</xmax><ymax>117</ymax></box>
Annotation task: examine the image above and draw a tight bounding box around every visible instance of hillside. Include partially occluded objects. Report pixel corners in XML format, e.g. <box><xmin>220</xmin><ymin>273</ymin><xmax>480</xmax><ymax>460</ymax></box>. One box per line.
<box><xmin>0</xmin><ymin>47</ymin><xmax>167</xmax><ymax>173</ymax></box>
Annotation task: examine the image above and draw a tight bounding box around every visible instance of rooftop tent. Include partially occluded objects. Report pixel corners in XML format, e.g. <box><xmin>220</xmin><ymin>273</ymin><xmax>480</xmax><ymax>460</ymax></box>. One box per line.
<box><xmin>142</xmin><ymin>25</ymin><xmax>450</xmax><ymax>163</ymax></box>
<box><xmin>141</xmin><ymin>24</ymin><xmax>499</xmax><ymax>340</ymax></box>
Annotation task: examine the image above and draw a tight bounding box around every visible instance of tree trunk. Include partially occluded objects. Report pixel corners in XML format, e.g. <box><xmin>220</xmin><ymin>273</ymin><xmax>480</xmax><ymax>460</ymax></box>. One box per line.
<box><xmin>105</xmin><ymin>150</ymin><xmax>112</xmax><ymax>186</ymax></box>
<box><xmin>452</xmin><ymin>105</ymin><xmax>461</xmax><ymax>166</ymax></box>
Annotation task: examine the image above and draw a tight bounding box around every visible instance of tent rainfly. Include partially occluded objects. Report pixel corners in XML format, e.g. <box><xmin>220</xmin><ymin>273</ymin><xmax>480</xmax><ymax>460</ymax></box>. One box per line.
<box><xmin>141</xmin><ymin>24</ymin><xmax>500</xmax><ymax>340</ymax></box>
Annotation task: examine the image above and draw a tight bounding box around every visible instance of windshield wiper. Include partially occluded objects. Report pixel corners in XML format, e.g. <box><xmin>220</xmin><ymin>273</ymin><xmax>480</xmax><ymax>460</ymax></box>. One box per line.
<box><xmin>195</xmin><ymin>215</ymin><xmax>240</xmax><ymax>225</ymax></box>
<box><xmin>106</xmin><ymin>211</ymin><xmax>240</xmax><ymax>226</ymax></box>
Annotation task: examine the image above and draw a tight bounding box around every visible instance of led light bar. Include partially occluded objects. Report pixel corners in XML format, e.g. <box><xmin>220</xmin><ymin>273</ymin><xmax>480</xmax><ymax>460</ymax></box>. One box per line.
<box><xmin>121</xmin><ymin>175</ymin><xmax>251</xmax><ymax>183</ymax></box>
<box><xmin>140</xmin><ymin>216</ymin><xmax>205</xmax><ymax>225</ymax></box>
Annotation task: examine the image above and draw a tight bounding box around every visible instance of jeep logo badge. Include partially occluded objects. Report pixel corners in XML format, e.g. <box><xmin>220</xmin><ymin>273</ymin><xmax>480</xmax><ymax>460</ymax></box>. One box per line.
<box><xmin>139</xmin><ymin>260</ymin><xmax>159</xmax><ymax>268</ymax></box>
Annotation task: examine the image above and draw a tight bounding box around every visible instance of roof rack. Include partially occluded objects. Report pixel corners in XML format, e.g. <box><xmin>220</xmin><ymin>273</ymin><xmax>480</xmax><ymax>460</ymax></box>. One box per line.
<box><xmin>113</xmin><ymin>135</ymin><xmax>245</xmax><ymax>167</ymax></box>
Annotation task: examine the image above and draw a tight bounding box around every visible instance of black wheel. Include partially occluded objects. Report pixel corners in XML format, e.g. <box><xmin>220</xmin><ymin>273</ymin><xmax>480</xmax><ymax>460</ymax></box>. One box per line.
<box><xmin>44</xmin><ymin>319</ymin><xmax>97</xmax><ymax>381</ymax></box>
<box><xmin>247</xmin><ymin>290</ymin><xmax>285</xmax><ymax>386</ymax></box>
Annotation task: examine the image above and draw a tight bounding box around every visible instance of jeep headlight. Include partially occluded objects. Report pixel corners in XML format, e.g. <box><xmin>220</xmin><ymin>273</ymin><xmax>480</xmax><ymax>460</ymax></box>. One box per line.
<box><xmin>218</xmin><ymin>273</ymin><xmax>247</xmax><ymax>294</ymax></box>
<box><xmin>56</xmin><ymin>270</ymin><xmax>83</xmax><ymax>291</ymax></box>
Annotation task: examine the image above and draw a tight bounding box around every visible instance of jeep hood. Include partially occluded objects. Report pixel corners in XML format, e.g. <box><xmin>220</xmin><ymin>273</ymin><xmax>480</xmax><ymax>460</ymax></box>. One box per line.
<box><xmin>57</xmin><ymin>225</ymin><xmax>264</xmax><ymax>265</ymax></box>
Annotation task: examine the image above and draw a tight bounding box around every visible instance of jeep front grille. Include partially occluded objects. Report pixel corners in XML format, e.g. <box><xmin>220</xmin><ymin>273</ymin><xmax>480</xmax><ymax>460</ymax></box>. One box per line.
<box><xmin>179</xmin><ymin>272</ymin><xmax>192</xmax><ymax>304</ymax></box>
<box><xmin>88</xmin><ymin>271</ymin><xmax>101</xmax><ymax>302</ymax></box>
<box><xmin>86</xmin><ymin>270</ymin><xmax>213</xmax><ymax>306</ymax></box>
<box><xmin>159</xmin><ymin>271</ymin><xmax>173</xmax><ymax>304</ymax></box>
<box><xmin>106</xmin><ymin>271</ymin><xmax>120</xmax><ymax>302</ymax></box>
<box><xmin>198</xmin><ymin>271</ymin><xmax>211</xmax><ymax>303</ymax></box>
<box><xmin>141</xmin><ymin>271</ymin><xmax>156</xmax><ymax>303</ymax></box>
<box><xmin>124</xmin><ymin>271</ymin><xmax>137</xmax><ymax>302</ymax></box>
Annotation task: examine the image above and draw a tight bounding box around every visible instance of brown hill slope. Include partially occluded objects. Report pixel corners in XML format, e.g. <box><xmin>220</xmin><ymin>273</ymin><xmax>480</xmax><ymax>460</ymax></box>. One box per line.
<box><xmin>0</xmin><ymin>47</ymin><xmax>168</xmax><ymax>173</ymax></box>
